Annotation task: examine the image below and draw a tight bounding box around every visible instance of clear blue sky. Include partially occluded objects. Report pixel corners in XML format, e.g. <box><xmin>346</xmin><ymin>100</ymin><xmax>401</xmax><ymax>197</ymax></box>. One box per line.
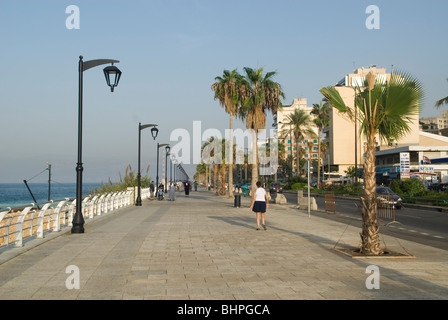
<box><xmin>1</xmin><ymin>0</ymin><xmax>447</xmax><ymax>184</ymax></box>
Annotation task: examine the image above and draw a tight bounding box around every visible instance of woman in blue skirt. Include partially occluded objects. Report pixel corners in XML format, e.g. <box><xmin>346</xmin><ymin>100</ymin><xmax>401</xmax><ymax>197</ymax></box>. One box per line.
<box><xmin>249</xmin><ymin>181</ymin><xmax>269</xmax><ymax>230</ymax></box>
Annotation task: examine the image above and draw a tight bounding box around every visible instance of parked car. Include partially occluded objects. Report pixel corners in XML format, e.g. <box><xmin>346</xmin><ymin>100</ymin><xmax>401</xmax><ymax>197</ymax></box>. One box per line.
<box><xmin>269</xmin><ymin>182</ymin><xmax>283</xmax><ymax>194</ymax></box>
<box><xmin>428</xmin><ymin>183</ymin><xmax>448</xmax><ymax>192</ymax></box>
<box><xmin>376</xmin><ymin>186</ymin><xmax>403</xmax><ymax>209</ymax></box>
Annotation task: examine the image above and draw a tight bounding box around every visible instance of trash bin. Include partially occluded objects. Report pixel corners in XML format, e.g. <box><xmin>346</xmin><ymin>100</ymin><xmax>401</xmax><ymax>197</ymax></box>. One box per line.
<box><xmin>234</xmin><ymin>194</ymin><xmax>241</xmax><ymax>208</ymax></box>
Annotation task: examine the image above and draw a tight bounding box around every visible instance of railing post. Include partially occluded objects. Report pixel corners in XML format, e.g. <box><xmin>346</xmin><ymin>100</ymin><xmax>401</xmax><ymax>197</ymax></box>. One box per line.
<box><xmin>36</xmin><ymin>203</ymin><xmax>52</xmax><ymax>239</ymax></box>
<box><xmin>15</xmin><ymin>206</ymin><xmax>34</xmax><ymax>247</ymax></box>
<box><xmin>52</xmin><ymin>200</ymin><xmax>67</xmax><ymax>232</ymax></box>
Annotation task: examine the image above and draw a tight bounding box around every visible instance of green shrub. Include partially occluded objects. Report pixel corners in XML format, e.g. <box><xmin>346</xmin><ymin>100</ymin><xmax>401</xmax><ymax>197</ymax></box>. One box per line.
<box><xmin>291</xmin><ymin>182</ymin><xmax>307</xmax><ymax>190</ymax></box>
<box><xmin>90</xmin><ymin>164</ymin><xmax>152</xmax><ymax>194</ymax></box>
<box><xmin>390</xmin><ymin>178</ymin><xmax>427</xmax><ymax>197</ymax></box>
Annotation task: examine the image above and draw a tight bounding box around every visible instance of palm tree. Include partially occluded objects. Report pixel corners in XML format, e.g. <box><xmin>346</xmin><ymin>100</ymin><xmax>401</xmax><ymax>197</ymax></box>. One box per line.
<box><xmin>280</xmin><ymin>109</ymin><xmax>316</xmax><ymax>177</ymax></box>
<box><xmin>238</xmin><ymin>67</ymin><xmax>284</xmax><ymax>192</ymax></box>
<box><xmin>211</xmin><ymin>69</ymin><xmax>241</xmax><ymax>198</ymax></box>
<box><xmin>311</xmin><ymin>101</ymin><xmax>330</xmax><ymax>188</ymax></box>
<box><xmin>436</xmin><ymin>78</ymin><xmax>448</xmax><ymax>108</ymax></box>
<box><xmin>320</xmin><ymin>70</ymin><xmax>424</xmax><ymax>255</ymax></box>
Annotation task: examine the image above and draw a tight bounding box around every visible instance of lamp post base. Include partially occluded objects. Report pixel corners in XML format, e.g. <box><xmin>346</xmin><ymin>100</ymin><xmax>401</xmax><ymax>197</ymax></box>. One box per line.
<box><xmin>71</xmin><ymin>224</ymin><xmax>85</xmax><ymax>234</ymax></box>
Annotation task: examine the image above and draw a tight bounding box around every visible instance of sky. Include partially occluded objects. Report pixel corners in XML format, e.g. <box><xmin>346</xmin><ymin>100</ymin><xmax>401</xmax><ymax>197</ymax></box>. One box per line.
<box><xmin>1</xmin><ymin>0</ymin><xmax>447</xmax><ymax>184</ymax></box>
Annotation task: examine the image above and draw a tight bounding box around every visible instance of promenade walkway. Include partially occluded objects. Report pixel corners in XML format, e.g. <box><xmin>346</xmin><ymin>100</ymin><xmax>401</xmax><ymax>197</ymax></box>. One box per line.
<box><xmin>0</xmin><ymin>188</ymin><xmax>447</xmax><ymax>300</ymax></box>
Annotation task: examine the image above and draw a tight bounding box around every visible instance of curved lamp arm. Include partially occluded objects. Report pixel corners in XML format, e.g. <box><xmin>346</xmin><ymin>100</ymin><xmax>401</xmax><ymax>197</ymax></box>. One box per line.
<box><xmin>80</xmin><ymin>56</ymin><xmax>120</xmax><ymax>72</ymax></box>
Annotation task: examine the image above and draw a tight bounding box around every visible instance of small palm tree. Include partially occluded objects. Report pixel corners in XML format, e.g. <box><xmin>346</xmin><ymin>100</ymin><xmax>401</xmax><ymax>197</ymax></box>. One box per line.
<box><xmin>320</xmin><ymin>70</ymin><xmax>424</xmax><ymax>255</ymax></box>
<box><xmin>436</xmin><ymin>78</ymin><xmax>448</xmax><ymax>108</ymax></box>
<box><xmin>239</xmin><ymin>67</ymin><xmax>284</xmax><ymax>192</ymax></box>
<box><xmin>280</xmin><ymin>109</ymin><xmax>316</xmax><ymax>177</ymax></box>
<box><xmin>311</xmin><ymin>102</ymin><xmax>330</xmax><ymax>189</ymax></box>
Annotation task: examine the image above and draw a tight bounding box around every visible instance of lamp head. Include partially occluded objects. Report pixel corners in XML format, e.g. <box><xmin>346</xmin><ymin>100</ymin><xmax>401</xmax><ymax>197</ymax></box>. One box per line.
<box><xmin>103</xmin><ymin>63</ymin><xmax>122</xmax><ymax>92</ymax></box>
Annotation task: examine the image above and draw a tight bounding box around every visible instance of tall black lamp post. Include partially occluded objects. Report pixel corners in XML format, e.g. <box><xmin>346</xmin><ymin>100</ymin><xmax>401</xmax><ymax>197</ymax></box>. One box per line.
<box><xmin>136</xmin><ymin>123</ymin><xmax>158</xmax><ymax>206</ymax></box>
<box><xmin>164</xmin><ymin>145</ymin><xmax>171</xmax><ymax>192</ymax></box>
<box><xmin>156</xmin><ymin>143</ymin><xmax>169</xmax><ymax>190</ymax></box>
<box><xmin>72</xmin><ymin>56</ymin><xmax>122</xmax><ymax>234</ymax></box>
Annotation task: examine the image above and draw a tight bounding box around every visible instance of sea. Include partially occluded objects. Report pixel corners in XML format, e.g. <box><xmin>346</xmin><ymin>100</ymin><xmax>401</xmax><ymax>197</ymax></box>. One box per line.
<box><xmin>0</xmin><ymin>182</ymin><xmax>102</xmax><ymax>210</ymax></box>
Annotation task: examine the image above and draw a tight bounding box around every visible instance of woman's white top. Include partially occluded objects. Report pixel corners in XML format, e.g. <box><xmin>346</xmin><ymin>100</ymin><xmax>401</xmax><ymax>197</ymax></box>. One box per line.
<box><xmin>255</xmin><ymin>188</ymin><xmax>266</xmax><ymax>202</ymax></box>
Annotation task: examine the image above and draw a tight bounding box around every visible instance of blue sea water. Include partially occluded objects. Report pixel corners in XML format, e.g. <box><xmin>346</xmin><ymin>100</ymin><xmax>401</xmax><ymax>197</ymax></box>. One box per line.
<box><xmin>0</xmin><ymin>182</ymin><xmax>102</xmax><ymax>210</ymax></box>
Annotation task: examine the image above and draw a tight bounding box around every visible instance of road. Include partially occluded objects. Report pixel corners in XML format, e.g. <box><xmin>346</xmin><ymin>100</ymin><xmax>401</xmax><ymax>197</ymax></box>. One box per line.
<box><xmin>281</xmin><ymin>191</ymin><xmax>448</xmax><ymax>251</ymax></box>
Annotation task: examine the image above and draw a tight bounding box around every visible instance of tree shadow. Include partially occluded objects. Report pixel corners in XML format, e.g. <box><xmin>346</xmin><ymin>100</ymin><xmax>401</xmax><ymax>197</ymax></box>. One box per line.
<box><xmin>209</xmin><ymin>213</ymin><xmax>448</xmax><ymax>299</ymax></box>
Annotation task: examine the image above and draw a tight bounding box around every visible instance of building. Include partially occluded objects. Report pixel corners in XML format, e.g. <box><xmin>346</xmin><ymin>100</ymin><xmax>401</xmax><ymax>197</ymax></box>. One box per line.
<box><xmin>420</xmin><ymin>110</ymin><xmax>448</xmax><ymax>136</ymax></box>
<box><xmin>375</xmin><ymin>132</ymin><xmax>448</xmax><ymax>183</ymax></box>
<box><xmin>276</xmin><ymin>98</ymin><xmax>319</xmax><ymax>176</ymax></box>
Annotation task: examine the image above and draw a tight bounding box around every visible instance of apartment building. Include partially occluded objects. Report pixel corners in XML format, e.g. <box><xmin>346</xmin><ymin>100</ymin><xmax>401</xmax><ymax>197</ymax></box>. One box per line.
<box><xmin>420</xmin><ymin>110</ymin><xmax>448</xmax><ymax>136</ymax></box>
<box><xmin>276</xmin><ymin>98</ymin><xmax>319</xmax><ymax>175</ymax></box>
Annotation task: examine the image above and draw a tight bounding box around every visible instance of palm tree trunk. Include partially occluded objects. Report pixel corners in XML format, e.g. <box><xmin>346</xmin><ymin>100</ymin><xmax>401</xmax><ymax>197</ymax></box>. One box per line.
<box><xmin>295</xmin><ymin>137</ymin><xmax>300</xmax><ymax>177</ymax></box>
<box><xmin>213</xmin><ymin>164</ymin><xmax>218</xmax><ymax>192</ymax></box>
<box><xmin>228</xmin><ymin>116</ymin><xmax>234</xmax><ymax>198</ymax></box>
<box><xmin>251</xmin><ymin>129</ymin><xmax>258</xmax><ymax>193</ymax></box>
<box><xmin>317</xmin><ymin>133</ymin><xmax>321</xmax><ymax>189</ymax></box>
<box><xmin>360</xmin><ymin>134</ymin><xmax>382</xmax><ymax>255</ymax></box>
<box><xmin>221</xmin><ymin>164</ymin><xmax>227</xmax><ymax>195</ymax></box>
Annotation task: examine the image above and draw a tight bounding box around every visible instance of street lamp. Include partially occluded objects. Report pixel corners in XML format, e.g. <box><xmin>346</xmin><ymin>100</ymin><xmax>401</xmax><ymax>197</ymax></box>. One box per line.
<box><xmin>72</xmin><ymin>56</ymin><xmax>122</xmax><ymax>234</ymax></box>
<box><xmin>156</xmin><ymin>143</ymin><xmax>170</xmax><ymax>190</ymax></box>
<box><xmin>165</xmin><ymin>145</ymin><xmax>171</xmax><ymax>192</ymax></box>
<box><xmin>136</xmin><ymin>123</ymin><xmax>158</xmax><ymax>206</ymax></box>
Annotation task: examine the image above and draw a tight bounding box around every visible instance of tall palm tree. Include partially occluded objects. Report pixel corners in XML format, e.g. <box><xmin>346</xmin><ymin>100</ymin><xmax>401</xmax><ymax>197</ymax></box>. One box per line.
<box><xmin>239</xmin><ymin>67</ymin><xmax>284</xmax><ymax>192</ymax></box>
<box><xmin>311</xmin><ymin>101</ymin><xmax>330</xmax><ymax>188</ymax></box>
<box><xmin>280</xmin><ymin>109</ymin><xmax>316</xmax><ymax>177</ymax></box>
<box><xmin>211</xmin><ymin>69</ymin><xmax>241</xmax><ymax>198</ymax></box>
<box><xmin>435</xmin><ymin>78</ymin><xmax>448</xmax><ymax>108</ymax></box>
<box><xmin>320</xmin><ymin>70</ymin><xmax>424</xmax><ymax>255</ymax></box>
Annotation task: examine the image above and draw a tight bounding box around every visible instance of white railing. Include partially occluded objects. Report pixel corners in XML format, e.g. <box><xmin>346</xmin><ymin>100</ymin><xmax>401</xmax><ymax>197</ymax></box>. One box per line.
<box><xmin>0</xmin><ymin>188</ymin><xmax>148</xmax><ymax>250</ymax></box>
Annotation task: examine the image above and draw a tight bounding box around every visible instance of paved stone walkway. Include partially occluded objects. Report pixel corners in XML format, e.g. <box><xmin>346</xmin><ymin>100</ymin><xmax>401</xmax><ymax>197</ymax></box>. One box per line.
<box><xmin>0</xmin><ymin>189</ymin><xmax>447</xmax><ymax>300</ymax></box>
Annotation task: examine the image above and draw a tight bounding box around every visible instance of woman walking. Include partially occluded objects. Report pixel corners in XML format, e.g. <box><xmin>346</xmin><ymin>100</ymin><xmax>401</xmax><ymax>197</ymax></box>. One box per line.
<box><xmin>250</xmin><ymin>181</ymin><xmax>269</xmax><ymax>230</ymax></box>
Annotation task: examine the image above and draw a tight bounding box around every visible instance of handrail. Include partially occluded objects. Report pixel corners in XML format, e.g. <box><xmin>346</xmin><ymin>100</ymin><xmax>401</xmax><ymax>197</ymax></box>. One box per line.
<box><xmin>0</xmin><ymin>188</ymin><xmax>145</xmax><ymax>250</ymax></box>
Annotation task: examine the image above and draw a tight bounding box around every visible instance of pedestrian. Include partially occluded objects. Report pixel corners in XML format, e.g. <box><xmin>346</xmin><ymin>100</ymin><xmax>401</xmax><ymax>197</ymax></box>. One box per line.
<box><xmin>184</xmin><ymin>181</ymin><xmax>190</xmax><ymax>196</ymax></box>
<box><xmin>249</xmin><ymin>181</ymin><xmax>269</xmax><ymax>230</ymax></box>
<box><xmin>158</xmin><ymin>182</ymin><xmax>164</xmax><ymax>200</ymax></box>
<box><xmin>150</xmin><ymin>181</ymin><xmax>155</xmax><ymax>200</ymax></box>
<box><xmin>169</xmin><ymin>181</ymin><xmax>176</xmax><ymax>201</ymax></box>
<box><xmin>194</xmin><ymin>180</ymin><xmax>198</xmax><ymax>191</ymax></box>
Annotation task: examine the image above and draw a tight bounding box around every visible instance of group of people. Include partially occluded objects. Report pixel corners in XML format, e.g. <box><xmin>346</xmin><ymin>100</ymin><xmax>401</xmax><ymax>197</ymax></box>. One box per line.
<box><xmin>149</xmin><ymin>180</ymin><xmax>199</xmax><ymax>200</ymax></box>
<box><xmin>149</xmin><ymin>179</ymin><xmax>270</xmax><ymax>231</ymax></box>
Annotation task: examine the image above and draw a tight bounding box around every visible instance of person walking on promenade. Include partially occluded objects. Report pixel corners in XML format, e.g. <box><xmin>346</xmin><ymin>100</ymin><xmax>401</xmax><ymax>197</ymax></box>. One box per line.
<box><xmin>150</xmin><ymin>181</ymin><xmax>155</xmax><ymax>200</ymax></box>
<box><xmin>184</xmin><ymin>181</ymin><xmax>190</xmax><ymax>197</ymax></box>
<box><xmin>169</xmin><ymin>181</ymin><xmax>176</xmax><ymax>201</ymax></box>
<box><xmin>249</xmin><ymin>181</ymin><xmax>269</xmax><ymax>230</ymax></box>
